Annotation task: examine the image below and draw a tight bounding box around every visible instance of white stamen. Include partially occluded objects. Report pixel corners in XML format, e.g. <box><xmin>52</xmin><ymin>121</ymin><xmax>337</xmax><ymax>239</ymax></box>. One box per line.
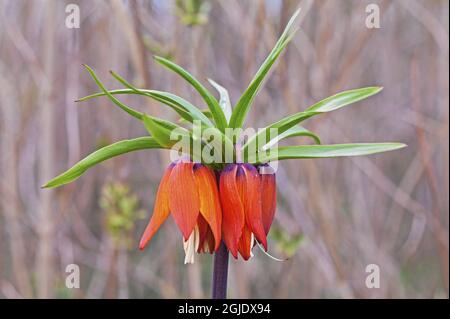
<box><xmin>250</xmin><ymin>233</ymin><xmax>255</xmax><ymax>258</ymax></box>
<box><xmin>255</xmin><ymin>239</ymin><xmax>288</xmax><ymax>262</ymax></box>
<box><xmin>183</xmin><ymin>226</ymin><xmax>200</xmax><ymax>264</ymax></box>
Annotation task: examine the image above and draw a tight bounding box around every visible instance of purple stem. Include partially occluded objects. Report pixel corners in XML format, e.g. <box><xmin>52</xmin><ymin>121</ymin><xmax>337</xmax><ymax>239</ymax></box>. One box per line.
<box><xmin>211</xmin><ymin>241</ymin><xmax>229</xmax><ymax>299</ymax></box>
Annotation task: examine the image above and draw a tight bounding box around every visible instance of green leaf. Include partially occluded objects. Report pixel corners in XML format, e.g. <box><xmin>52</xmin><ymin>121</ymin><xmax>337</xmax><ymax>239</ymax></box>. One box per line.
<box><xmin>255</xmin><ymin>143</ymin><xmax>407</xmax><ymax>163</ymax></box>
<box><xmin>304</xmin><ymin>86</ymin><xmax>383</xmax><ymax>113</ymax></box>
<box><xmin>153</xmin><ymin>56</ymin><xmax>228</xmax><ymax>132</ymax></box>
<box><xmin>109</xmin><ymin>71</ymin><xmax>213</xmax><ymax>126</ymax></box>
<box><xmin>148</xmin><ymin>91</ymin><xmax>213</xmax><ymax>126</ymax></box>
<box><xmin>244</xmin><ymin>125</ymin><xmax>321</xmax><ymax>162</ymax></box>
<box><xmin>77</xmin><ymin>88</ymin><xmax>192</xmax><ymax>122</ymax></box>
<box><xmin>142</xmin><ymin>113</ymin><xmax>191</xmax><ymax>148</ymax></box>
<box><xmin>81</xmin><ymin>65</ymin><xmax>143</xmax><ymax>120</ymax></box>
<box><xmin>208</xmin><ymin>79</ymin><xmax>232</xmax><ymax>123</ymax></box>
<box><xmin>142</xmin><ymin>114</ymin><xmax>228</xmax><ymax>167</ymax></box>
<box><xmin>201</xmin><ymin>109</ymin><xmax>213</xmax><ymax>119</ymax></box>
<box><xmin>228</xmin><ymin>9</ymin><xmax>300</xmax><ymax>129</ymax></box>
<box><xmin>77</xmin><ymin>88</ymin><xmax>154</xmax><ymax>102</ymax></box>
<box><xmin>78</xmin><ymin>89</ymin><xmax>216</xmax><ymax>128</ymax></box>
<box><xmin>42</xmin><ymin>137</ymin><xmax>163</xmax><ymax>188</ymax></box>
<box><xmin>243</xmin><ymin>87</ymin><xmax>383</xmax><ymax>154</ymax></box>
<box><xmin>178</xmin><ymin>109</ymin><xmax>213</xmax><ymax>124</ymax></box>
<box><xmin>261</xmin><ymin>125</ymin><xmax>321</xmax><ymax>151</ymax></box>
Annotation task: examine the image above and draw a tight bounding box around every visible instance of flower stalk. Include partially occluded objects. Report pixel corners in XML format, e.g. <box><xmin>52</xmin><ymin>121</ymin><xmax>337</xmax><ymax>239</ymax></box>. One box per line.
<box><xmin>212</xmin><ymin>241</ymin><xmax>229</xmax><ymax>299</ymax></box>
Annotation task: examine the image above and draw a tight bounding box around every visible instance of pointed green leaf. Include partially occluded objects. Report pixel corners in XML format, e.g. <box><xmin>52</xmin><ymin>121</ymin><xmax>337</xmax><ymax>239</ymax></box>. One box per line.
<box><xmin>255</xmin><ymin>143</ymin><xmax>406</xmax><ymax>163</ymax></box>
<box><xmin>82</xmin><ymin>65</ymin><xmax>143</xmax><ymax>120</ymax></box>
<box><xmin>148</xmin><ymin>91</ymin><xmax>213</xmax><ymax>126</ymax></box>
<box><xmin>243</xmin><ymin>86</ymin><xmax>383</xmax><ymax>154</ymax></box>
<box><xmin>77</xmin><ymin>88</ymin><xmax>194</xmax><ymax>123</ymax></box>
<box><xmin>243</xmin><ymin>126</ymin><xmax>321</xmax><ymax>162</ymax></box>
<box><xmin>229</xmin><ymin>9</ymin><xmax>300</xmax><ymax>129</ymax></box>
<box><xmin>42</xmin><ymin>137</ymin><xmax>163</xmax><ymax>188</ymax></box>
<box><xmin>261</xmin><ymin>125</ymin><xmax>321</xmax><ymax>151</ymax></box>
<box><xmin>110</xmin><ymin>71</ymin><xmax>213</xmax><ymax>126</ymax></box>
<box><xmin>304</xmin><ymin>86</ymin><xmax>383</xmax><ymax>113</ymax></box>
<box><xmin>208</xmin><ymin>79</ymin><xmax>232</xmax><ymax>123</ymax></box>
<box><xmin>178</xmin><ymin>109</ymin><xmax>213</xmax><ymax>124</ymax></box>
<box><xmin>79</xmin><ymin>89</ymin><xmax>214</xmax><ymax>127</ymax></box>
<box><xmin>153</xmin><ymin>55</ymin><xmax>227</xmax><ymax>132</ymax></box>
<box><xmin>142</xmin><ymin>114</ymin><xmax>229</xmax><ymax>166</ymax></box>
<box><xmin>142</xmin><ymin>114</ymin><xmax>191</xmax><ymax>148</ymax></box>
<box><xmin>77</xmin><ymin>88</ymin><xmax>154</xmax><ymax>102</ymax></box>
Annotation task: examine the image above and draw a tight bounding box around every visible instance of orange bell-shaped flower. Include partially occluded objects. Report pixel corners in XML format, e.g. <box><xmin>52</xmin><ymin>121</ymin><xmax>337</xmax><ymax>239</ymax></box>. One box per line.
<box><xmin>139</xmin><ymin>162</ymin><xmax>222</xmax><ymax>264</ymax></box>
<box><xmin>220</xmin><ymin>163</ymin><xmax>275</xmax><ymax>260</ymax></box>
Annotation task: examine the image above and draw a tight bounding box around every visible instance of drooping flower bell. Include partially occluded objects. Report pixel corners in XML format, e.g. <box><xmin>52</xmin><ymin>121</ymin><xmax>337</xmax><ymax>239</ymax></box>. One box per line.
<box><xmin>139</xmin><ymin>161</ymin><xmax>222</xmax><ymax>264</ymax></box>
<box><xmin>219</xmin><ymin>163</ymin><xmax>276</xmax><ymax>260</ymax></box>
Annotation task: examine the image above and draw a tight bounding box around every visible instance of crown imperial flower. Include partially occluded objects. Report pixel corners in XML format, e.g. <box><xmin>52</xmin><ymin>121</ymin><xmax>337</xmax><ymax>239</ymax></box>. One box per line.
<box><xmin>220</xmin><ymin>163</ymin><xmax>274</xmax><ymax>260</ymax></box>
<box><xmin>139</xmin><ymin>161</ymin><xmax>222</xmax><ymax>264</ymax></box>
<box><xmin>43</xmin><ymin>9</ymin><xmax>405</xmax><ymax>269</ymax></box>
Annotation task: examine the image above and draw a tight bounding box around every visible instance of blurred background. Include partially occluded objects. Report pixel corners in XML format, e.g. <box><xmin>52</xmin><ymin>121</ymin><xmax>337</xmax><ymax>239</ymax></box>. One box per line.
<box><xmin>0</xmin><ymin>0</ymin><xmax>448</xmax><ymax>299</ymax></box>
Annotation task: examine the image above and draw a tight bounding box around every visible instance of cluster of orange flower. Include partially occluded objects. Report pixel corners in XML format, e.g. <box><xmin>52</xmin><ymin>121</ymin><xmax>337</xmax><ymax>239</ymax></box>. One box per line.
<box><xmin>139</xmin><ymin>162</ymin><xmax>276</xmax><ymax>263</ymax></box>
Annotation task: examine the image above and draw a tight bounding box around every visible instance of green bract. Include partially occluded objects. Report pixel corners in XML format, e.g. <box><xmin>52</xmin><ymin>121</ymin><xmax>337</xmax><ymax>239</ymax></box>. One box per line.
<box><xmin>43</xmin><ymin>9</ymin><xmax>406</xmax><ymax>189</ymax></box>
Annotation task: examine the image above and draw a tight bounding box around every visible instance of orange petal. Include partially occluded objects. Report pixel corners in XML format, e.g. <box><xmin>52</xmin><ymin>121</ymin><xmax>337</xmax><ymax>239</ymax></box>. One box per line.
<box><xmin>219</xmin><ymin>164</ymin><xmax>244</xmax><ymax>258</ymax></box>
<box><xmin>139</xmin><ymin>164</ymin><xmax>173</xmax><ymax>250</ymax></box>
<box><xmin>240</xmin><ymin>164</ymin><xmax>267</xmax><ymax>250</ymax></box>
<box><xmin>194</xmin><ymin>165</ymin><xmax>222</xmax><ymax>250</ymax></box>
<box><xmin>168</xmin><ymin>162</ymin><xmax>200</xmax><ymax>240</ymax></box>
<box><xmin>197</xmin><ymin>215</ymin><xmax>215</xmax><ymax>253</ymax></box>
<box><xmin>204</xmin><ymin>229</ymin><xmax>216</xmax><ymax>253</ymax></box>
<box><xmin>260</xmin><ymin>168</ymin><xmax>276</xmax><ymax>234</ymax></box>
<box><xmin>197</xmin><ymin>213</ymin><xmax>209</xmax><ymax>252</ymax></box>
<box><xmin>237</xmin><ymin>224</ymin><xmax>253</xmax><ymax>260</ymax></box>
